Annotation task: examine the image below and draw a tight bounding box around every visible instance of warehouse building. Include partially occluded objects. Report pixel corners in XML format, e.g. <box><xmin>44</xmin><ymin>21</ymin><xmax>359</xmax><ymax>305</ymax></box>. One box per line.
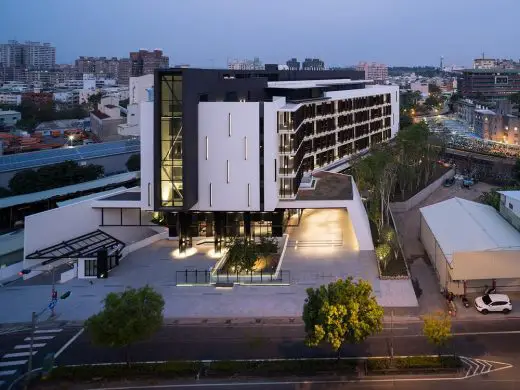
<box><xmin>420</xmin><ymin>197</ymin><xmax>520</xmax><ymax>295</ymax></box>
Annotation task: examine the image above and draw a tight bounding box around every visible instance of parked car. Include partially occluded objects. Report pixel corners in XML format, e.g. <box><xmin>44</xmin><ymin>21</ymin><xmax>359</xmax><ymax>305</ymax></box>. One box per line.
<box><xmin>474</xmin><ymin>294</ymin><xmax>512</xmax><ymax>314</ymax></box>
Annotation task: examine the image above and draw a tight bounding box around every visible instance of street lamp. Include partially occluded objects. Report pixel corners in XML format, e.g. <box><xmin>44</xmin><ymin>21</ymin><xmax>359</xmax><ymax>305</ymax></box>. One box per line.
<box><xmin>18</xmin><ymin>267</ymin><xmax>57</xmax><ymax>317</ymax></box>
<box><xmin>68</xmin><ymin>135</ymin><xmax>74</xmax><ymax>146</ymax></box>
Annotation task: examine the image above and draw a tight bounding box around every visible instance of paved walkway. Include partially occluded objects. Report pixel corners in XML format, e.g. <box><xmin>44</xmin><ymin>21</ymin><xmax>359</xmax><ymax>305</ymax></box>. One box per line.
<box><xmin>0</xmin><ymin>210</ymin><xmax>418</xmax><ymax>324</ymax></box>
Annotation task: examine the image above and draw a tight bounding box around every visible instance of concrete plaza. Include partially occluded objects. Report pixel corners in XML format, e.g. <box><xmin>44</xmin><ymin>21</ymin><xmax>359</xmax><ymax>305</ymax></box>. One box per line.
<box><xmin>0</xmin><ymin>209</ymin><xmax>417</xmax><ymax>324</ymax></box>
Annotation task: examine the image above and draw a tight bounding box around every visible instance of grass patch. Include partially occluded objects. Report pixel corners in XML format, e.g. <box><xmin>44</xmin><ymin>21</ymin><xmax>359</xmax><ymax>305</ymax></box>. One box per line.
<box><xmin>381</xmin><ymin>252</ymin><xmax>409</xmax><ymax>277</ymax></box>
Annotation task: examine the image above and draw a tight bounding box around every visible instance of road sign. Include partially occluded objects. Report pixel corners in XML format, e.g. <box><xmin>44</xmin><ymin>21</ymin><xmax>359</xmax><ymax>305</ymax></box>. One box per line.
<box><xmin>48</xmin><ymin>301</ymin><xmax>56</xmax><ymax>310</ymax></box>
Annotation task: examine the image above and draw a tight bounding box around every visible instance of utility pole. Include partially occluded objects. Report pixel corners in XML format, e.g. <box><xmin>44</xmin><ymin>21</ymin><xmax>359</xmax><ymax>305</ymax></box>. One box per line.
<box><xmin>24</xmin><ymin>311</ymin><xmax>37</xmax><ymax>390</ymax></box>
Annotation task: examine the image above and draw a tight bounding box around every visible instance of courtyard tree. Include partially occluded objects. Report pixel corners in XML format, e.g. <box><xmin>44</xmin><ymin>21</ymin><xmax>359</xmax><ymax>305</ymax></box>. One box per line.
<box><xmin>422</xmin><ymin>311</ymin><xmax>452</xmax><ymax>356</ymax></box>
<box><xmin>303</xmin><ymin>278</ymin><xmax>384</xmax><ymax>357</ymax></box>
<box><xmin>85</xmin><ymin>286</ymin><xmax>164</xmax><ymax>366</ymax></box>
<box><xmin>225</xmin><ymin>237</ymin><xmax>259</xmax><ymax>273</ymax></box>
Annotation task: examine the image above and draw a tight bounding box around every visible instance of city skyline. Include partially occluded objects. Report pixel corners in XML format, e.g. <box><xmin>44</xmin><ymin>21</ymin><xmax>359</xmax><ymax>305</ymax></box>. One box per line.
<box><xmin>2</xmin><ymin>0</ymin><xmax>520</xmax><ymax>68</ymax></box>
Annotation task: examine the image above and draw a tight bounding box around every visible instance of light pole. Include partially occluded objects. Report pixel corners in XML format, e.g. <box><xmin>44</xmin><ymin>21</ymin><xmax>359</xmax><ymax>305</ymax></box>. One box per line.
<box><xmin>68</xmin><ymin>135</ymin><xmax>74</xmax><ymax>147</ymax></box>
<box><xmin>19</xmin><ymin>266</ymin><xmax>57</xmax><ymax>317</ymax></box>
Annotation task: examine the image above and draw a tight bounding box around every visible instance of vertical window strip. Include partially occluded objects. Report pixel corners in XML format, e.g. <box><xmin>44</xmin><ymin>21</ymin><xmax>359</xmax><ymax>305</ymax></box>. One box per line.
<box><xmin>227</xmin><ymin>160</ymin><xmax>230</xmax><ymax>183</ymax></box>
<box><xmin>248</xmin><ymin>183</ymin><xmax>251</xmax><ymax>206</ymax></box>
<box><xmin>205</xmin><ymin>136</ymin><xmax>209</xmax><ymax>160</ymax></box>
<box><xmin>209</xmin><ymin>183</ymin><xmax>213</xmax><ymax>206</ymax></box>
<box><xmin>274</xmin><ymin>159</ymin><xmax>277</xmax><ymax>181</ymax></box>
<box><xmin>244</xmin><ymin>136</ymin><xmax>248</xmax><ymax>160</ymax></box>
<box><xmin>228</xmin><ymin>113</ymin><xmax>232</xmax><ymax>136</ymax></box>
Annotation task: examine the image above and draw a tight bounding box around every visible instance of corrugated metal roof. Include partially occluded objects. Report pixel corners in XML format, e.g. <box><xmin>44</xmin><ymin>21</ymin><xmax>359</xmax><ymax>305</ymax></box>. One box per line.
<box><xmin>0</xmin><ymin>171</ymin><xmax>139</xmax><ymax>209</ymax></box>
<box><xmin>420</xmin><ymin>197</ymin><xmax>520</xmax><ymax>264</ymax></box>
<box><xmin>0</xmin><ymin>139</ymin><xmax>140</xmax><ymax>173</ymax></box>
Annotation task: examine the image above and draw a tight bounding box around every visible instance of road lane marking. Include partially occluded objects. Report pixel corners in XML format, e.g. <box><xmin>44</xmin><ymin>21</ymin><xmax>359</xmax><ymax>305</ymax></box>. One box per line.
<box><xmin>0</xmin><ymin>360</ymin><xmax>27</xmax><ymax>367</ymax></box>
<box><xmin>3</xmin><ymin>351</ymin><xmax>36</xmax><ymax>358</ymax></box>
<box><xmin>55</xmin><ymin>328</ymin><xmax>84</xmax><ymax>358</ymax></box>
<box><xmin>24</xmin><ymin>336</ymin><xmax>54</xmax><ymax>341</ymax></box>
<box><xmin>0</xmin><ymin>370</ymin><xmax>17</xmax><ymax>376</ymax></box>
<box><xmin>34</xmin><ymin>329</ymin><xmax>63</xmax><ymax>334</ymax></box>
<box><xmin>14</xmin><ymin>343</ymin><xmax>46</xmax><ymax>349</ymax></box>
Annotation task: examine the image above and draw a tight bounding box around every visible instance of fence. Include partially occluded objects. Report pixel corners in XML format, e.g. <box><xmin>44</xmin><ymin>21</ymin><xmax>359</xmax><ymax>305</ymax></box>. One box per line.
<box><xmin>176</xmin><ymin>269</ymin><xmax>291</xmax><ymax>286</ymax></box>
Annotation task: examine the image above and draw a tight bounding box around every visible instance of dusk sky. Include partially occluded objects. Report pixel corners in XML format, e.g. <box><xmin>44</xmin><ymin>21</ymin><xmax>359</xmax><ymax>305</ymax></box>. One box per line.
<box><xmin>2</xmin><ymin>0</ymin><xmax>519</xmax><ymax>68</ymax></box>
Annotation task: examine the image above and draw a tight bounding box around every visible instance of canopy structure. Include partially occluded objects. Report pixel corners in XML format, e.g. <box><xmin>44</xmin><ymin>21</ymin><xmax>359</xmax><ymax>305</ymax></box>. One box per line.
<box><xmin>26</xmin><ymin>229</ymin><xmax>125</xmax><ymax>265</ymax></box>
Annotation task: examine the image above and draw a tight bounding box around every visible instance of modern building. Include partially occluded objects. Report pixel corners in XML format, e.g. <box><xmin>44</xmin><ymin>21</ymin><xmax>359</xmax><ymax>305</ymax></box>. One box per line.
<box><xmin>75</xmin><ymin>56</ymin><xmax>120</xmax><ymax>79</ymax></box>
<box><xmin>356</xmin><ymin>62</ymin><xmax>388</xmax><ymax>83</ymax></box>
<box><xmin>117</xmin><ymin>58</ymin><xmax>131</xmax><ymax>85</ymax></box>
<box><xmin>420</xmin><ymin>197</ymin><xmax>520</xmax><ymax>295</ymax></box>
<box><xmin>0</xmin><ymin>109</ymin><xmax>21</xmax><ymax>129</ymax></box>
<box><xmin>118</xmin><ymin>74</ymin><xmax>154</xmax><ymax>137</ymax></box>
<box><xmin>137</xmin><ymin>68</ymin><xmax>398</xmax><ymax>253</ymax></box>
<box><xmin>0</xmin><ymin>41</ymin><xmax>55</xmax><ymax>69</ymax></box>
<box><xmin>130</xmin><ymin>49</ymin><xmax>169</xmax><ymax>77</ymax></box>
<box><xmin>459</xmin><ymin>69</ymin><xmax>520</xmax><ymax>100</ymax></box>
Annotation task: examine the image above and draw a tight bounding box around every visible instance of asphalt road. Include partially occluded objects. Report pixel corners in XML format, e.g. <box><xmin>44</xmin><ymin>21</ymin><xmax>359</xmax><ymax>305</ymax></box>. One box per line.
<box><xmin>54</xmin><ymin>317</ymin><xmax>520</xmax><ymax>366</ymax></box>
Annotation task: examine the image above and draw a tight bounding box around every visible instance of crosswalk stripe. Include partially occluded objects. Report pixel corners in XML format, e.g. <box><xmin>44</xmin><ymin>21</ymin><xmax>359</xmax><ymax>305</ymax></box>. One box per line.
<box><xmin>3</xmin><ymin>351</ymin><xmax>36</xmax><ymax>358</ymax></box>
<box><xmin>0</xmin><ymin>370</ymin><xmax>17</xmax><ymax>376</ymax></box>
<box><xmin>0</xmin><ymin>361</ymin><xmax>27</xmax><ymax>367</ymax></box>
<box><xmin>14</xmin><ymin>343</ymin><xmax>46</xmax><ymax>349</ymax></box>
<box><xmin>24</xmin><ymin>336</ymin><xmax>54</xmax><ymax>341</ymax></box>
<box><xmin>34</xmin><ymin>329</ymin><xmax>62</xmax><ymax>334</ymax></box>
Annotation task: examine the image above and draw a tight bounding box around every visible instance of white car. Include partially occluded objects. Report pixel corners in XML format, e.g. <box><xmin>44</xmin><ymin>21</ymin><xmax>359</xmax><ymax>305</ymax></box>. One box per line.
<box><xmin>474</xmin><ymin>294</ymin><xmax>512</xmax><ymax>314</ymax></box>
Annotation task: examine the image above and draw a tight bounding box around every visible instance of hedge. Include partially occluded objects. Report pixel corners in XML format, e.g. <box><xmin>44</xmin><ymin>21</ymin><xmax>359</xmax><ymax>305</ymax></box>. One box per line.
<box><xmin>44</xmin><ymin>356</ymin><xmax>462</xmax><ymax>384</ymax></box>
<box><xmin>367</xmin><ymin>356</ymin><xmax>462</xmax><ymax>371</ymax></box>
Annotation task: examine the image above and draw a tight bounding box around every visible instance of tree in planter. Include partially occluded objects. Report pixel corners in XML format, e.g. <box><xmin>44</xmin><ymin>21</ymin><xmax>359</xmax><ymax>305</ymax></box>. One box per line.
<box><xmin>303</xmin><ymin>278</ymin><xmax>384</xmax><ymax>357</ymax></box>
<box><xmin>257</xmin><ymin>236</ymin><xmax>279</xmax><ymax>257</ymax></box>
<box><xmin>225</xmin><ymin>237</ymin><xmax>259</xmax><ymax>273</ymax></box>
<box><xmin>422</xmin><ymin>311</ymin><xmax>452</xmax><ymax>356</ymax></box>
<box><xmin>85</xmin><ymin>286</ymin><xmax>164</xmax><ymax>366</ymax></box>
<box><xmin>375</xmin><ymin>243</ymin><xmax>392</xmax><ymax>271</ymax></box>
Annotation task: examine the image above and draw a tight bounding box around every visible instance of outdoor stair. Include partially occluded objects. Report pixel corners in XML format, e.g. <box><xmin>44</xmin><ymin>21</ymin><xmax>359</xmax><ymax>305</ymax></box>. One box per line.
<box><xmin>286</xmin><ymin>239</ymin><xmax>343</xmax><ymax>248</ymax></box>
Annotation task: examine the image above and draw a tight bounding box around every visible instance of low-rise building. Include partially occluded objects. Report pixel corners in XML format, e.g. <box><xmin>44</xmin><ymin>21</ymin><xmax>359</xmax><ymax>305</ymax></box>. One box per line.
<box><xmin>0</xmin><ymin>93</ymin><xmax>21</xmax><ymax>106</ymax></box>
<box><xmin>420</xmin><ymin>197</ymin><xmax>520</xmax><ymax>295</ymax></box>
<box><xmin>0</xmin><ymin>109</ymin><xmax>21</xmax><ymax>128</ymax></box>
<box><xmin>90</xmin><ymin>96</ymin><xmax>124</xmax><ymax>141</ymax></box>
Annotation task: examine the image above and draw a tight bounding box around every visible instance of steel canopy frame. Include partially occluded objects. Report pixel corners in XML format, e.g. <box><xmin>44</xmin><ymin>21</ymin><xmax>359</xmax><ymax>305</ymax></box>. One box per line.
<box><xmin>26</xmin><ymin>229</ymin><xmax>125</xmax><ymax>265</ymax></box>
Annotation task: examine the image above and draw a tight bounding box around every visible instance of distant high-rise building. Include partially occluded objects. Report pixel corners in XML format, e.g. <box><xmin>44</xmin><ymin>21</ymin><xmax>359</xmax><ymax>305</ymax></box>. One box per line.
<box><xmin>118</xmin><ymin>58</ymin><xmax>131</xmax><ymax>85</ymax></box>
<box><xmin>302</xmin><ymin>58</ymin><xmax>325</xmax><ymax>71</ymax></box>
<box><xmin>473</xmin><ymin>58</ymin><xmax>497</xmax><ymax>69</ymax></box>
<box><xmin>227</xmin><ymin>57</ymin><xmax>263</xmax><ymax>70</ymax></box>
<box><xmin>0</xmin><ymin>40</ymin><xmax>55</xmax><ymax>69</ymax></box>
<box><xmin>355</xmin><ymin>62</ymin><xmax>388</xmax><ymax>83</ymax></box>
<box><xmin>130</xmin><ymin>49</ymin><xmax>169</xmax><ymax>77</ymax></box>
<box><xmin>286</xmin><ymin>58</ymin><xmax>300</xmax><ymax>70</ymax></box>
<box><xmin>75</xmin><ymin>56</ymin><xmax>121</xmax><ymax>79</ymax></box>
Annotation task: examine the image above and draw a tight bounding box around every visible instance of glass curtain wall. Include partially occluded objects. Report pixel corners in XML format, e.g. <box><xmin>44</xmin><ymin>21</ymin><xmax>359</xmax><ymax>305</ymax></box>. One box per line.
<box><xmin>160</xmin><ymin>74</ymin><xmax>184</xmax><ymax>207</ymax></box>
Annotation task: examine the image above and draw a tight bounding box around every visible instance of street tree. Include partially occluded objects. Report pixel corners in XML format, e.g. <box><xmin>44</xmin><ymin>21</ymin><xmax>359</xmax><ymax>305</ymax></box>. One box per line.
<box><xmin>85</xmin><ymin>286</ymin><xmax>165</xmax><ymax>366</ymax></box>
<box><xmin>303</xmin><ymin>278</ymin><xmax>384</xmax><ymax>357</ymax></box>
<box><xmin>126</xmin><ymin>154</ymin><xmax>140</xmax><ymax>172</ymax></box>
<box><xmin>422</xmin><ymin>311</ymin><xmax>452</xmax><ymax>355</ymax></box>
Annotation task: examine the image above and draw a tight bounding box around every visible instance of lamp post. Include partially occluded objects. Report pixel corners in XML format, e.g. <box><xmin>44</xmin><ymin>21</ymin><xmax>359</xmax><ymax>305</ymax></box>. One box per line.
<box><xmin>19</xmin><ymin>266</ymin><xmax>57</xmax><ymax>317</ymax></box>
<box><xmin>22</xmin><ymin>290</ymin><xmax>71</xmax><ymax>390</ymax></box>
<box><xmin>68</xmin><ymin>135</ymin><xmax>74</xmax><ymax>147</ymax></box>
